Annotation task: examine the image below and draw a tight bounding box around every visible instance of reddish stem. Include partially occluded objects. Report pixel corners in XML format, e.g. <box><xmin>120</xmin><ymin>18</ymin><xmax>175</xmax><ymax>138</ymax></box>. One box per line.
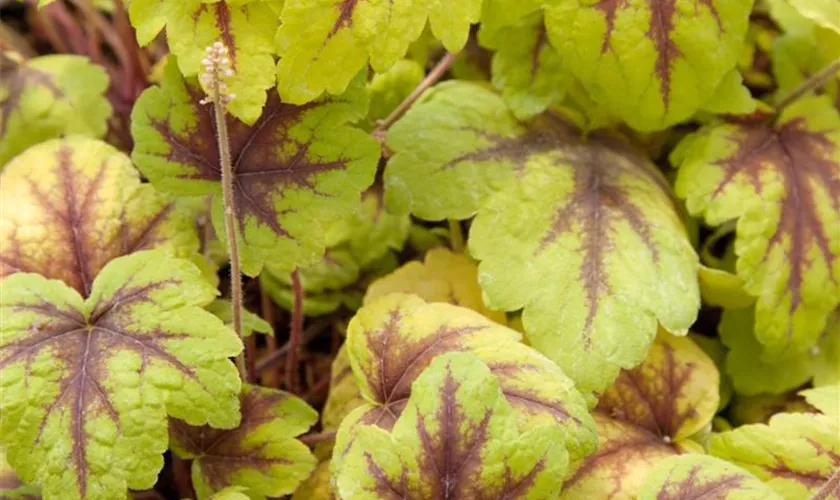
<box><xmin>171</xmin><ymin>457</ymin><xmax>195</xmax><ymax>500</ymax></box>
<box><xmin>298</xmin><ymin>430</ymin><xmax>336</xmax><ymax>447</ymax></box>
<box><xmin>245</xmin><ymin>334</ymin><xmax>257</xmax><ymax>383</ymax></box>
<box><xmin>286</xmin><ymin>269</ymin><xmax>304</xmax><ymax>393</ymax></box>
<box><xmin>259</xmin><ymin>278</ymin><xmax>279</xmax><ymax>386</ymax></box>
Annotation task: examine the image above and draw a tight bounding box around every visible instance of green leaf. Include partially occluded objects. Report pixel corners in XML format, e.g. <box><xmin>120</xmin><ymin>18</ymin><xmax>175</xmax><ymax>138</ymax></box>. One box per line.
<box><xmin>321</xmin><ymin>346</ymin><xmax>368</xmax><ymax>432</ymax></box>
<box><xmin>690</xmin><ymin>333</ymin><xmax>733</xmax><ymax>411</ymax></box>
<box><xmin>205</xmin><ymin>300</ymin><xmax>273</xmax><ymax>337</ymax></box>
<box><xmin>638</xmin><ymin>455</ymin><xmax>784</xmax><ymax>499</ymax></box>
<box><xmin>205</xmin><ymin>487</ymin><xmax>252</xmax><ymax>500</ymax></box>
<box><xmin>275</xmin><ymin>0</ymin><xmax>481</xmax><ymax>103</ymax></box>
<box><xmin>479</xmin><ymin>11</ymin><xmax>569</xmax><ymax>119</ymax></box>
<box><xmin>0</xmin><ymin>54</ymin><xmax>111</xmax><ymax>166</ymax></box>
<box><xmin>786</xmin><ymin>0</ymin><xmax>840</xmax><ymax>34</ymax></box>
<box><xmin>0</xmin><ymin>449</ymin><xmax>40</xmax><ymax>500</ymax></box>
<box><xmin>710</xmin><ymin>410</ymin><xmax>840</xmax><ymax>499</ymax></box>
<box><xmin>169</xmin><ymin>384</ymin><xmax>317</xmax><ymax>500</ymax></box>
<box><xmin>544</xmin><ymin>0</ymin><xmax>755</xmax><ymax>131</ymax></box>
<box><xmin>562</xmin><ymin>333</ymin><xmax>719</xmax><ymax>499</ymax></box>
<box><xmin>128</xmin><ymin>0</ymin><xmax>279</xmax><ymax>123</ymax></box>
<box><xmin>131</xmin><ymin>60</ymin><xmax>379</xmax><ymax>277</ymax></box>
<box><xmin>800</xmin><ymin>384</ymin><xmax>840</xmax><ymax>417</ymax></box>
<box><xmin>0</xmin><ymin>250</ymin><xmax>243</xmax><ymax>500</ymax></box>
<box><xmin>0</xmin><ymin>137</ymin><xmax>199</xmax><ymax>297</ymax></box>
<box><xmin>366</xmin><ymin>60</ymin><xmax>425</xmax><ymax>129</ymax></box>
<box><xmin>385</xmin><ymin>82</ymin><xmax>700</xmax><ymax>398</ymax></box>
<box><xmin>291</xmin><ymin>461</ymin><xmax>332</xmax><ymax>500</ymax></box>
<box><xmin>334</xmin><ymin>294</ymin><xmax>596</xmax><ymax>470</ymax></box>
<box><xmin>673</xmin><ymin>96</ymin><xmax>840</xmax><ymax>357</ymax></box>
<box><xmin>335</xmin><ymin>352</ymin><xmax>569</xmax><ymax>499</ymax></box>
<box><xmin>730</xmin><ymin>392</ymin><xmax>816</xmax><ymax>426</ymax></box>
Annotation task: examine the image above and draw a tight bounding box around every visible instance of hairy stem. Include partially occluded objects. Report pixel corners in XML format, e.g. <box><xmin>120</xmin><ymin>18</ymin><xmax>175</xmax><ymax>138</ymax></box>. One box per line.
<box><xmin>374</xmin><ymin>52</ymin><xmax>459</xmax><ymax>134</ymax></box>
<box><xmin>775</xmin><ymin>57</ymin><xmax>840</xmax><ymax>112</ymax></box>
<box><xmin>211</xmin><ymin>79</ymin><xmax>246</xmax><ymax>380</ymax></box>
<box><xmin>286</xmin><ymin>269</ymin><xmax>304</xmax><ymax>393</ymax></box>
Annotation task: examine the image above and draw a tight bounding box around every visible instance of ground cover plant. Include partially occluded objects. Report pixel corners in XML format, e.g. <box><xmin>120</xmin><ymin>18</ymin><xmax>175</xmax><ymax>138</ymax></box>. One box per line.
<box><xmin>0</xmin><ymin>0</ymin><xmax>838</xmax><ymax>498</ymax></box>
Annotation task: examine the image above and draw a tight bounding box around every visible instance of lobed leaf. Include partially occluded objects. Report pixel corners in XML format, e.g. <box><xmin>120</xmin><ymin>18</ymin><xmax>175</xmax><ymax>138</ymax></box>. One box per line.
<box><xmin>801</xmin><ymin>384</ymin><xmax>840</xmax><ymax>417</ymax></box>
<box><xmin>335</xmin><ymin>294</ymin><xmax>596</xmax><ymax>468</ymax></box>
<box><xmin>169</xmin><ymin>384</ymin><xmax>317</xmax><ymax>499</ymax></box>
<box><xmin>205</xmin><ymin>300</ymin><xmax>273</xmax><ymax>337</ymax></box>
<box><xmin>128</xmin><ymin>0</ymin><xmax>279</xmax><ymax>123</ymax></box>
<box><xmin>335</xmin><ymin>353</ymin><xmax>569</xmax><ymax>499</ymax></box>
<box><xmin>786</xmin><ymin>0</ymin><xmax>840</xmax><ymax>34</ymax></box>
<box><xmin>131</xmin><ymin>60</ymin><xmax>379</xmax><ymax>276</ymax></box>
<box><xmin>0</xmin><ymin>137</ymin><xmax>199</xmax><ymax>297</ymax></box>
<box><xmin>385</xmin><ymin>82</ymin><xmax>700</xmax><ymax>399</ymax></box>
<box><xmin>275</xmin><ymin>0</ymin><xmax>482</xmax><ymax>103</ymax></box>
<box><xmin>544</xmin><ymin>0</ymin><xmax>755</xmax><ymax>131</ymax></box>
<box><xmin>673</xmin><ymin>96</ymin><xmax>840</xmax><ymax>357</ymax></box>
<box><xmin>0</xmin><ymin>54</ymin><xmax>111</xmax><ymax>166</ymax></box>
<box><xmin>0</xmin><ymin>449</ymin><xmax>40</xmax><ymax>500</ymax></box>
<box><xmin>562</xmin><ymin>333</ymin><xmax>719</xmax><ymax>498</ymax></box>
<box><xmin>0</xmin><ymin>250</ymin><xmax>243</xmax><ymax>500</ymax></box>
<box><xmin>638</xmin><ymin>454</ymin><xmax>784</xmax><ymax>499</ymax></box>
<box><xmin>366</xmin><ymin>60</ymin><xmax>425</xmax><ymax>129</ymax></box>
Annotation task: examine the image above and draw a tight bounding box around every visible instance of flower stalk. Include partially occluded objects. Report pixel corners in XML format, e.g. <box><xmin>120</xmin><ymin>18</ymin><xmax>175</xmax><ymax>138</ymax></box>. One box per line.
<box><xmin>201</xmin><ymin>41</ymin><xmax>246</xmax><ymax>379</ymax></box>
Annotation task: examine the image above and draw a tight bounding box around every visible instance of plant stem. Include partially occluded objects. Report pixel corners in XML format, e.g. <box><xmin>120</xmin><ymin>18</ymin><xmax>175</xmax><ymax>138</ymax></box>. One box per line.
<box><xmin>813</xmin><ymin>468</ymin><xmax>840</xmax><ymax>500</ymax></box>
<box><xmin>259</xmin><ymin>277</ymin><xmax>280</xmax><ymax>387</ymax></box>
<box><xmin>775</xmin><ymin>57</ymin><xmax>840</xmax><ymax>112</ymax></box>
<box><xmin>298</xmin><ymin>430</ymin><xmax>337</xmax><ymax>447</ymax></box>
<box><xmin>286</xmin><ymin>269</ymin><xmax>304</xmax><ymax>393</ymax></box>
<box><xmin>448</xmin><ymin>219</ymin><xmax>465</xmax><ymax>253</ymax></box>
<box><xmin>373</xmin><ymin>52</ymin><xmax>459</xmax><ymax>134</ymax></box>
<box><xmin>211</xmin><ymin>77</ymin><xmax>246</xmax><ymax>380</ymax></box>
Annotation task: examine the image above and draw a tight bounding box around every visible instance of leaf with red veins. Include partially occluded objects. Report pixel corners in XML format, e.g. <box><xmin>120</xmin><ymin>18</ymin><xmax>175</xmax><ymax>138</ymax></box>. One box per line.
<box><xmin>0</xmin><ymin>137</ymin><xmax>199</xmax><ymax>297</ymax></box>
<box><xmin>0</xmin><ymin>250</ymin><xmax>242</xmax><ymax>500</ymax></box>
<box><xmin>169</xmin><ymin>384</ymin><xmax>317</xmax><ymax>500</ymax></box>
<box><xmin>561</xmin><ymin>333</ymin><xmax>720</xmax><ymax>499</ymax></box>
<box><xmin>545</xmin><ymin>0</ymin><xmax>754</xmax><ymax>131</ymax></box>
<box><xmin>335</xmin><ymin>353</ymin><xmax>570</xmax><ymax>500</ymax></box>
<box><xmin>673</xmin><ymin>96</ymin><xmax>840</xmax><ymax>356</ymax></box>
<box><xmin>131</xmin><ymin>60</ymin><xmax>379</xmax><ymax>276</ymax></box>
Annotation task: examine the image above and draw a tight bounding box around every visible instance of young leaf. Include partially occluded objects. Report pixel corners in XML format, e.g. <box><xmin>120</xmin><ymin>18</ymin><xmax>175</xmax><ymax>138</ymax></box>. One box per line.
<box><xmin>638</xmin><ymin>455</ymin><xmax>784</xmax><ymax>500</ymax></box>
<box><xmin>128</xmin><ymin>0</ymin><xmax>279</xmax><ymax>123</ymax></box>
<box><xmin>205</xmin><ymin>300</ymin><xmax>273</xmax><ymax>337</ymax></box>
<box><xmin>0</xmin><ymin>250</ymin><xmax>243</xmax><ymax>500</ymax></box>
<box><xmin>169</xmin><ymin>384</ymin><xmax>317</xmax><ymax>499</ymax></box>
<box><xmin>0</xmin><ymin>54</ymin><xmax>111</xmax><ymax>166</ymax></box>
<box><xmin>131</xmin><ymin>60</ymin><xmax>379</xmax><ymax>277</ymax></box>
<box><xmin>543</xmin><ymin>0</ymin><xmax>755</xmax><ymax>131</ymax></box>
<box><xmin>0</xmin><ymin>137</ymin><xmax>199</xmax><ymax>297</ymax></box>
<box><xmin>335</xmin><ymin>294</ymin><xmax>596</xmax><ymax>466</ymax></box>
<box><xmin>275</xmin><ymin>0</ymin><xmax>481</xmax><ymax>103</ymax></box>
<box><xmin>710</xmin><ymin>410</ymin><xmax>840</xmax><ymax>498</ymax></box>
<box><xmin>385</xmin><ymin>82</ymin><xmax>700</xmax><ymax>398</ymax></box>
<box><xmin>479</xmin><ymin>11</ymin><xmax>568</xmax><ymax>119</ymax></box>
<box><xmin>673</xmin><ymin>97</ymin><xmax>840</xmax><ymax>357</ymax></box>
<box><xmin>335</xmin><ymin>353</ymin><xmax>569</xmax><ymax>499</ymax></box>
<box><xmin>562</xmin><ymin>333</ymin><xmax>719</xmax><ymax>499</ymax></box>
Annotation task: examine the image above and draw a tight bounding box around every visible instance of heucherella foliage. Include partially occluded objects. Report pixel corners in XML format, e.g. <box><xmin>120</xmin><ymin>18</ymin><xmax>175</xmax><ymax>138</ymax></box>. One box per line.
<box><xmin>0</xmin><ymin>137</ymin><xmax>198</xmax><ymax>295</ymax></box>
<box><xmin>0</xmin><ymin>449</ymin><xmax>40</xmax><ymax>499</ymax></box>
<box><xmin>0</xmin><ymin>250</ymin><xmax>243</xmax><ymax>500</ymax></box>
<box><xmin>710</xmin><ymin>384</ymin><xmax>840</xmax><ymax>499</ymax></box>
<box><xmin>638</xmin><ymin>455</ymin><xmax>784</xmax><ymax>500</ymax></box>
<box><xmin>386</xmin><ymin>81</ymin><xmax>700</xmax><ymax>399</ymax></box>
<box><xmin>169</xmin><ymin>384</ymin><xmax>317</xmax><ymax>499</ymax></box>
<box><xmin>131</xmin><ymin>60</ymin><xmax>379</xmax><ymax>277</ymax></box>
<box><xmin>544</xmin><ymin>0</ymin><xmax>755</xmax><ymax>131</ymax></box>
<box><xmin>332</xmin><ymin>294</ymin><xmax>596</xmax><ymax>474</ymax></box>
<box><xmin>275</xmin><ymin>0</ymin><xmax>481</xmax><ymax>103</ymax></box>
<box><xmin>562</xmin><ymin>333</ymin><xmax>720</xmax><ymax>499</ymax></box>
<box><xmin>127</xmin><ymin>0</ymin><xmax>279</xmax><ymax>123</ymax></box>
<box><xmin>336</xmin><ymin>353</ymin><xmax>569</xmax><ymax>499</ymax></box>
<box><xmin>673</xmin><ymin>96</ymin><xmax>840</xmax><ymax>358</ymax></box>
<box><xmin>0</xmin><ymin>53</ymin><xmax>111</xmax><ymax>167</ymax></box>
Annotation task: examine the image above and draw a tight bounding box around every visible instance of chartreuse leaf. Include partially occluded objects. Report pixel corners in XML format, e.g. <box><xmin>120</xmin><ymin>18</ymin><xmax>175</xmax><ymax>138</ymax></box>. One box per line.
<box><xmin>690</xmin><ymin>333</ymin><xmax>733</xmax><ymax>411</ymax></box>
<box><xmin>730</xmin><ymin>392</ymin><xmax>816</xmax><ymax>426</ymax></box>
<box><xmin>673</xmin><ymin>96</ymin><xmax>840</xmax><ymax>357</ymax></box>
<box><xmin>291</xmin><ymin>461</ymin><xmax>331</xmax><ymax>500</ymax></box>
<box><xmin>334</xmin><ymin>294</ymin><xmax>596</xmax><ymax>473</ymax></box>
<box><xmin>801</xmin><ymin>385</ymin><xmax>840</xmax><ymax>417</ymax></box>
<box><xmin>479</xmin><ymin>11</ymin><xmax>569</xmax><ymax>119</ymax></box>
<box><xmin>0</xmin><ymin>250</ymin><xmax>243</xmax><ymax>500</ymax></box>
<box><xmin>562</xmin><ymin>333</ymin><xmax>719</xmax><ymax>499</ymax></box>
<box><xmin>336</xmin><ymin>353</ymin><xmax>569</xmax><ymax>499</ymax></box>
<box><xmin>131</xmin><ymin>60</ymin><xmax>379</xmax><ymax>277</ymax></box>
<box><xmin>128</xmin><ymin>0</ymin><xmax>279</xmax><ymax>123</ymax></box>
<box><xmin>366</xmin><ymin>60</ymin><xmax>425</xmax><ymax>129</ymax></box>
<box><xmin>786</xmin><ymin>0</ymin><xmax>840</xmax><ymax>34</ymax></box>
<box><xmin>205</xmin><ymin>300</ymin><xmax>273</xmax><ymax>337</ymax></box>
<box><xmin>169</xmin><ymin>384</ymin><xmax>317</xmax><ymax>500</ymax></box>
<box><xmin>321</xmin><ymin>345</ymin><xmax>368</xmax><ymax>433</ymax></box>
<box><xmin>543</xmin><ymin>0</ymin><xmax>755</xmax><ymax>131</ymax></box>
<box><xmin>206</xmin><ymin>486</ymin><xmax>252</xmax><ymax>500</ymax></box>
<box><xmin>275</xmin><ymin>0</ymin><xmax>481</xmax><ymax>103</ymax></box>
<box><xmin>0</xmin><ymin>137</ymin><xmax>199</xmax><ymax>296</ymax></box>
<box><xmin>710</xmin><ymin>395</ymin><xmax>840</xmax><ymax>498</ymax></box>
<box><xmin>0</xmin><ymin>449</ymin><xmax>40</xmax><ymax>500</ymax></box>
<box><xmin>0</xmin><ymin>54</ymin><xmax>111</xmax><ymax>166</ymax></box>
<box><xmin>385</xmin><ymin>82</ymin><xmax>699</xmax><ymax>399</ymax></box>
<box><xmin>638</xmin><ymin>455</ymin><xmax>784</xmax><ymax>500</ymax></box>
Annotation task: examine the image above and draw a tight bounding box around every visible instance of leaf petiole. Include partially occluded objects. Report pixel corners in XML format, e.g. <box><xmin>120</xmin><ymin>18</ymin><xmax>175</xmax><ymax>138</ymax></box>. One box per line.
<box><xmin>774</xmin><ymin>57</ymin><xmax>840</xmax><ymax>112</ymax></box>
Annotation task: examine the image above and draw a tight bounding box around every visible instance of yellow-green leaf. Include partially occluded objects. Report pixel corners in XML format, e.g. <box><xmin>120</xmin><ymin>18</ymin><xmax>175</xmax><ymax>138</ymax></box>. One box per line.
<box><xmin>786</xmin><ymin>0</ymin><xmax>840</xmax><ymax>34</ymax></box>
<box><xmin>0</xmin><ymin>250</ymin><xmax>243</xmax><ymax>500</ymax></box>
<box><xmin>0</xmin><ymin>449</ymin><xmax>40</xmax><ymax>500</ymax></box>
